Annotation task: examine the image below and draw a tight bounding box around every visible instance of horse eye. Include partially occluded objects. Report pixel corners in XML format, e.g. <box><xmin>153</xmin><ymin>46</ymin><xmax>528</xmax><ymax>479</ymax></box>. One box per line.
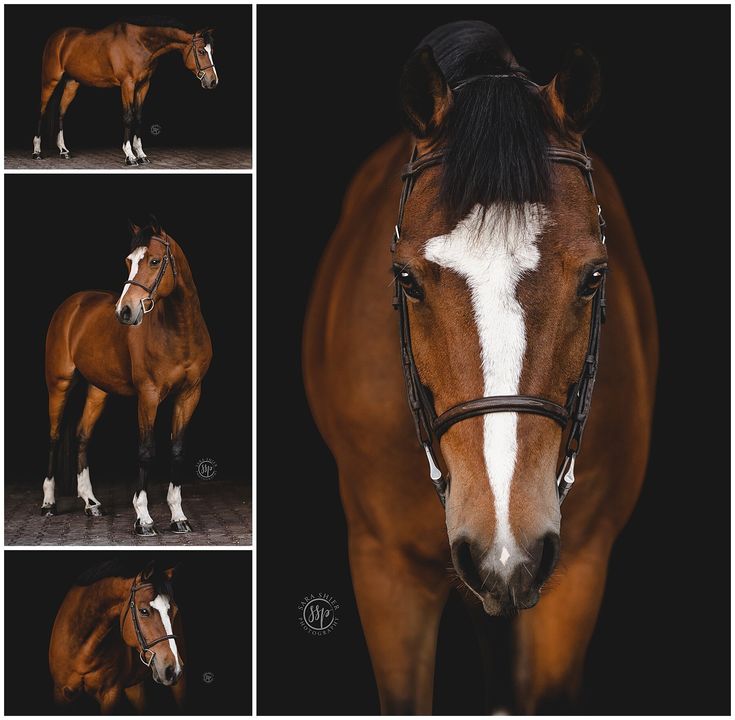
<box><xmin>150</xmin><ymin>258</ymin><xmax>160</xmax><ymax>266</ymax></box>
<box><xmin>579</xmin><ymin>268</ymin><xmax>606</xmax><ymax>298</ymax></box>
<box><xmin>393</xmin><ymin>264</ymin><xmax>424</xmax><ymax>301</ymax></box>
<box><xmin>139</xmin><ymin>608</ymin><xmax>150</xmax><ymax>616</ymax></box>
<box><xmin>198</xmin><ymin>49</ymin><xmax>207</xmax><ymax>55</ymax></box>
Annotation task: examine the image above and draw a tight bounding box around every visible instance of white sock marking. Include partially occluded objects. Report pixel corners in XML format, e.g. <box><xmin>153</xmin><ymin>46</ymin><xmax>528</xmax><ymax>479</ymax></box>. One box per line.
<box><xmin>204</xmin><ymin>44</ymin><xmax>218</xmax><ymax>83</ymax></box>
<box><xmin>116</xmin><ymin>246</ymin><xmax>147</xmax><ymax>312</ymax></box>
<box><xmin>33</xmin><ymin>135</ymin><xmax>41</xmax><ymax>154</ymax></box>
<box><xmin>133</xmin><ymin>490</ymin><xmax>154</xmax><ymax>525</ymax></box>
<box><xmin>42</xmin><ymin>477</ymin><xmax>55</xmax><ymax>507</ymax></box>
<box><xmin>424</xmin><ymin>204</ymin><xmax>545</xmax><ymax>569</ymax></box>
<box><xmin>167</xmin><ymin>483</ymin><xmax>187</xmax><ymax>522</ymax></box>
<box><xmin>56</xmin><ymin>130</ymin><xmax>69</xmax><ymax>154</ymax></box>
<box><xmin>150</xmin><ymin>594</ymin><xmax>182</xmax><ymax>674</ymax></box>
<box><xmin>76</xmin><ymin>467</ymin><xmax>101</xmax><ymax>509</ymax></box>
<box><xmin>132</xmin><ymin>135</ymin><xmax>147</xmax><ymax>159</ymax></box>
<box><xmin>122</xmin><ymin>140</ymin><xmax>137</xmax><ymax>161</ymax></box>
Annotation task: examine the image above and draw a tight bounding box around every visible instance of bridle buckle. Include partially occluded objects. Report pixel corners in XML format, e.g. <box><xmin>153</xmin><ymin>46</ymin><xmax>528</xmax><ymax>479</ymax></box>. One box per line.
<box><xmin>140</xmin><ymin>648</ymin><xmax>155</xmax><ymax>667</ymax></box>
<box><xmin>141</xmin><ymin>297</ymin><xmax>155</xmax><ymax>314</ymax></box>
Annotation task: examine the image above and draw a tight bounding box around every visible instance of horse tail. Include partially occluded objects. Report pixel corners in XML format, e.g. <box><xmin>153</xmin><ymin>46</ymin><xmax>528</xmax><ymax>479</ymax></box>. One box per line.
<box><xmin>41</xmin><ymin>73</ymin><xmax>69</xmax><ymax>150</ymax></box>
<box><xmin>54</xmin><ymin>373</ymin><xmax>86</xmax><ymax>497</ymax></box>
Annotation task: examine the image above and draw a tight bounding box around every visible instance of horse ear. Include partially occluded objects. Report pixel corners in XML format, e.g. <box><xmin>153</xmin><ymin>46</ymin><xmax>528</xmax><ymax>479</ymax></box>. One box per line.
<box><xmin>543</xmin><ymin>45</ymin><xmax>601</xmax><ymax>134</ymax></box>
<box><xmin>148</xmin><ymin>214</ymin><xmax>162</xmax><ymax>234</ymax></box>
<box><xmin>128</xmin><ymin>219</ymin><xmax>140</xmax><ymax>236</ymax></box>
<box><xmin>400</xmin><ymin>46</ymin><xmax>452</xmax><ymax>140</ymax></box>
<box><xmin>162</xmin><ymin>565</ymin><xmax>180</xmax><ymax>582</ymax></box>
<box><xmin>141</xmin><ymin>560</ymin><xmax>156</xmax><ymax>581</ymax></box>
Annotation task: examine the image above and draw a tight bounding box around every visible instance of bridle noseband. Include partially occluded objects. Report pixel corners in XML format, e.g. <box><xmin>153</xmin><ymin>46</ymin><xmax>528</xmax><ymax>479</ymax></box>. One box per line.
<box><xmin>391</xmin><ymin>74</ymin><xmax>607</xmax><ymax>508</ymax></box>
<box><xmin>123</xmin><ymin>236</ymin><xmax>177</xmax><ymax>315</ymax></box>
<box><xmin>186</xmin><ymin>36</ymin><xmax>215</xmax><ymax>80</ymax></box>
<box><xmin>121</xmin><ymin>582</ymin><xmax>177</xmax><ymax>667</ymax></box>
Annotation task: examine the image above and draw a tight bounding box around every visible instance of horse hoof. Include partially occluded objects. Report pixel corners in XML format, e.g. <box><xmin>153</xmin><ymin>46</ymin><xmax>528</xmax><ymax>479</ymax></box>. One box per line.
<box><xmin>85</xmin><ymin>505</ymin><xmax>103</xmax><ymax>517</ymax></box>
<box><xmin>124</xmin><ymin>157</ymin><xmax>138</xmax><ymax>166</ymax></box>
<box><xmin>170</xmin><ymin>520</ymin><xmax>192</xmax><ymax>534</ymax></box>
<box><xmin>41</xmin><ymin>504</ymin><xmax>56</xmax><ymax>517</ymax></box>
<box><xmin>137</xmin><ymin>156</ymin><xmax>151</xmax><ymax>165</ymax></box>
<box><xmin>60</xmin><ymin>152</ymin><xmax>70</xmax><ymax>159</ymax></box>
<box><xmin>32</xmin><ymin>153</ymin><xmax>42</xmax><ymax>160</ymax></box>
<box><xmin>134</xmin><ymin>520</ymin><xmax>158</xmax><ymax>537</ymax></box>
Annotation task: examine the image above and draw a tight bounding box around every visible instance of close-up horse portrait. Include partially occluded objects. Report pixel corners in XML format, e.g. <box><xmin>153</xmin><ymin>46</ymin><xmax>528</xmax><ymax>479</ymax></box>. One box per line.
<box><xmin>4</xmin><ymin>6</ymin><xmax>251</xmax><ymax>169</ymax></box>
<box><xmin>5</xmin><ymin>174</ymin><xmax>252</xmax><ymax>546</ymax></box>
<box><xmin>257</xmin><ymin>5</ymin><xmax>729</xmax><ymax>716</ymax></box>
<box><xmin>4</xmin><ymin>551</ymin><xmax>252</xmax><ymax>715</ymax></box>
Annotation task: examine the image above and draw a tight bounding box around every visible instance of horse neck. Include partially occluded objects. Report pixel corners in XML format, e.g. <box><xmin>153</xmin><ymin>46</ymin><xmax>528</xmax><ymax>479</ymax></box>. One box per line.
<box><xmin>75</xmin><ymin>577</ymin><xmax>133</xmax><ymax>649</ymax></box>
<box><xmin>141</xmin><ymin>26</ymin><xmax>192</xmax><ymax>61</ymax></box>
<box><xmin>151</xmin><ymin>246</ymin><xmax>204</xmax><ymax>333</ymax></box>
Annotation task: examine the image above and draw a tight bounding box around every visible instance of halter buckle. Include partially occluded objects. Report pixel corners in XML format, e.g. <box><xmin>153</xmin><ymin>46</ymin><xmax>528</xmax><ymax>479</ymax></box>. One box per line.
<box><xmin>197</xmin><ymin>70</ymin><xmax>206</xmax><ymax>80</ymax></box>
<box><xmin>140</xmin><ymin>648</ymin><xmax>155</xmax><ymax>667</ymax></box>
<box><xmin>141</xmin><ymin>297</ymin><xmax>155</xmax><ymax>314</ymax></box>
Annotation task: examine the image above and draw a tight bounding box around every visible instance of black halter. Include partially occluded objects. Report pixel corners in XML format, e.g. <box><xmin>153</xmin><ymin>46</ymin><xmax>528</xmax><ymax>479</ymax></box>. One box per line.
<box><xmin>391</xmin><ymin>132</ymin><xmax>607</xmax><ymax>508</ymax></box>
<box><xmin>124</xmin><ymin>236</ymin><xmax>177</xmax><ymax>314</ymax></box>
<box><xmin>120</xmin><ymin>582</ymin><xmax>177</xmax><ymax>667</ymax></box>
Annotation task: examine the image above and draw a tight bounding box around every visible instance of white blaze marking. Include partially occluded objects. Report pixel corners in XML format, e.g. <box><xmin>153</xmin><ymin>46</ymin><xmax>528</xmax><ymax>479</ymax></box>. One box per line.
<box><xmin>133</xmin><ymin>490</ymin><xmax>154</xmax><ymax>525</ymax></box>
<box><xmin>76</xmin><ymin>467</ymin><xmax>101</xmax><ymax>509</ymax></box>
<box><xmin>42</xmin><ymin>477</ymin><xmax>55</xmax><ymax>507</ymax></box>
<box><xmin>150</xmin><ymin>594</ymin><xmax>182</xmax><ymax>674</ymax></box>
<box><xmin>116</xmin><ymin>247</ymin><xmax>147</xmax><ymax>311</ymax></box>
<box><xmin>132</xmin><ymin>135</ymin><xmax>147</xmax><ymax>159</ymax></box>
<box><xmin>167</xmin><ymin>483</ymin><xmax>187</xmax><ymax>522</ymax></box>
<box><xmin>424</xmin><ymin>204</ymin><xmax>545</xmax><ymax>567</ymax></box>
<box><xmin>204</xmin><ymin>44</ymin><xmax>218</xmax><ymax>83</ymax></box>
<box><xmin>122</xmin><ymin>140</ymin><xmax>136</xmax><ymax>161</ymax></box>
<box><xmin>56</xmin><ymin>130</ymin><xmax>69</xmax><ymax>154</ymax></box>
<box><xmin>33</xmin><ymin>136</ymin><xmax>41</xmax><ymax>154</ymax></box>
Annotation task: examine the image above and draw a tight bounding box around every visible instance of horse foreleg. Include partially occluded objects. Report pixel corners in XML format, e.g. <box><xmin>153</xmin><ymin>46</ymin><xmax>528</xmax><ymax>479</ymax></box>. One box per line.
<box><xmin>33</xmin><ymin>77</ymin><xmax>60</xmax><ymax>159</ymax></box>
<box><xmin>512</xmin><ymin>533</ymin><xmax>614</xmax><ymax>713</ymax></box>
<box><xmin>170</xmin><ymin>671</ymin><xmax>187</xmax><ymax>710</ymax></box>
<box><xmin>42</xmin><ymin>375</ymin><xmax>75</xmax><ymax>516</ymax></box>
<box><xmin>75</xmin><ymin>385</ymin><xmax>108</xmax><ymax>517</ymax></box>
<box><xmin>133</xmin><ymin>390</ymin><xmax>160</xmax><ymax>536</ymax></box>
<box><xmin>97</xmin><ymin>687</ymin><xmax>123</xmax><ymax>715</ymax></box>
<box><xmin>123</xmin><ymin>682</ymin><xmax>147</xmax><ymax>713</ymax></box>
<box><xmin>132</xmin><ymin>80</ymin><xmax>151</xmax><ymax>164</ymax></box>
<box><xmin>56</xmin><ymin>79</ymin><xmax>79</xmax><ymax>158</ymax></box>
<box><xmin>167</xmin><ymin>385</ymin><xmax>201</xmax><ymax>533</ymax></box>
<box><xmin>350</xmin><ymin>532</ymin><xmax>450</xmax><ymax>714</ymax></box>
<box><xmin>121</xmin><ymin>79</ymin><xmax>138</xmax><ymax>166</ymax></box>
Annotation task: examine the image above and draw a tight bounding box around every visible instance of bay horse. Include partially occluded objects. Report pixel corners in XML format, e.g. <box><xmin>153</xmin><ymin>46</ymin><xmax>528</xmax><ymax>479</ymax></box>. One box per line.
<box><xmin>42</xmin><ymin>217</ymin><xmax>212</xmax><ymax>536</ymax></box>
<box><xmin>33</xmin><ymin>18</ymin><xmax>218</xmax><ymax>165</ymax></box>
<box><xmin>303</xmin><ymin>21</ymin><xmax>658</xmax><ymax>714</ymax></box>
<box><xmin>50</xmin><ymin>559</ymin><xmax>185</xmax><ymax>713</ymax></box>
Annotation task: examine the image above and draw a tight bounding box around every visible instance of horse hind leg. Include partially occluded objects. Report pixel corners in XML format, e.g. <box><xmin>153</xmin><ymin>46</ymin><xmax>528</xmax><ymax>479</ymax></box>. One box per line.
<box><xmin>168</xmin><ymin>386</ymin><xmax>201</xmax><ymax>534</ymax></box>
<box><xmin>42</xmin><ymin>375</ymin><xmax>75</xmax><ymax>516</ymax></box>
<box><xmin>75</xmin><ymin>385</ymin><xmax>108</xmax><ymax>517</ymax></box>
<box><xmin>33</xmin><ymin>77</ymin><xmax>61</xmax><ymax>159</ymax></box>
<box><xmin>56</xmin><ymin>80</ymin><xmax>80</xmax><ymax>159</ymax></box>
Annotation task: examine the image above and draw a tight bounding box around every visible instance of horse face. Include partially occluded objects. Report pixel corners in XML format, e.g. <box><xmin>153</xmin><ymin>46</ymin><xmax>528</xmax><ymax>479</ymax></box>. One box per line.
<box><xmin>123</xmin><ymin>585</ymin><xmax>183</xmax><ymax>686</ymax></box>
<box><xmin>395</xmin><ymin>46</ymin><xmax>604</xmax><ymax>614</ymax></box>
<box><xmin>186</xmin><ymin>30</ymin><xmax>218</xmax><ymax>90</ymax></box>
<box><xmin>115</xmin><ymin>235</ymin><xmax>176</xmax><ymax>326</ymax></box>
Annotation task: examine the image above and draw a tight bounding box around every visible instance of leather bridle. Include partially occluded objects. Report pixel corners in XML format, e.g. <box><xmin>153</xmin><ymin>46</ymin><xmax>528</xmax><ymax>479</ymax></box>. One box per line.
<box><xmin>186</xmin><ymin>36</ymin><xmax>215</xmax><ymax>80</ymax></box>
<box><xmin>120</xmin><ymin>581</ymin><xmax>177</xmax><ymax>667</ymax></box>
<box><xmin>123</xmin><ymin>236</ymin><xmax>177</xmax><ymax>314</ymax></box>
<box><xmin>391</xmin><ymin>76</ymin><xmax>607</xmax><ymax>508</ymax></box>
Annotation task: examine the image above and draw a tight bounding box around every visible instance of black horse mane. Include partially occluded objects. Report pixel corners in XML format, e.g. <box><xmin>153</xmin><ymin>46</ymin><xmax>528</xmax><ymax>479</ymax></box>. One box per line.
<box><xmin>130</xmin><ymin>224</ymin><xmax>159</xmax><ymax>250</ymax></box>
<box><xmin>417</xmin><ymin>21</ymin><xmax>558</xmax><ymax>219</ymax></box>
<box><xmin>123</xmin><ymin>16</ymin><xmax>213</xmax><ymax>46</ymax></box>
<box><xmin>75</xmin><ymin>559</ymin><xmax>175</xmax><ymax>597</ymax></box>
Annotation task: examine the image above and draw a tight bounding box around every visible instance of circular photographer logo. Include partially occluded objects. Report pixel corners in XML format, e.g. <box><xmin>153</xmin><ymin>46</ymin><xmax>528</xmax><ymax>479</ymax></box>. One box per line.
<box><xmin>150</xmin><ymin>123</ymin><xmax>162</xmax><ymax>136</ymax></box>
<box><xmin>298</xmin><ymin>593</ymin><xmax>340</xmax><ymax>636</ymax></box>
<box><xmin>202</xmin><ymin>671</ymin><xmax>215</xmax><ymax>684</ymax></box>
<box><xmin>195</xmin><ymin>457</ymin><xmax>217</xmax><ymax>480</ymax></box>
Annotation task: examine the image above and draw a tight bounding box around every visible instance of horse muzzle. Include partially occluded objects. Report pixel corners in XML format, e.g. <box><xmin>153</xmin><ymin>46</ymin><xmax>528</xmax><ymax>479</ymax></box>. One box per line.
<box><xmin>115</xmin><ymin>302</ymin><xmax>144</xmax><ymax>326</ymax></box>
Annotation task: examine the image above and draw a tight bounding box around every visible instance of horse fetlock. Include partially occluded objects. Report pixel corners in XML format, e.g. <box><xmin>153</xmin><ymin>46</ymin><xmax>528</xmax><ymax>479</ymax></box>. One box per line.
<box><xmin>77</xmin><ymin>467</ymin><xmax>102</xmax><ymax>514</ymax></box>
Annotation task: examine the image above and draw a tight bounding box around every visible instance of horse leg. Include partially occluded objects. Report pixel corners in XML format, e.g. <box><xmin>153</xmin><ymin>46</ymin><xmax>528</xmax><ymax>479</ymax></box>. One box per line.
<box><xmin>120</xmin><ymin>78</ymin><xmax>138</xmax><ymax>166</ymax></box>
<box><xmin>512</xmin><ymin>533</ymin><xmax>613</xmax><ymax>713</ymax></box>
<box><xmin>75</xmin><ymin>385</ymin><xmax>107</xmax><ymax>517</ymax></box>
<box><xmin>97</xmin><ymin>687</ymin><xmax>122</xmax><ymax>715</ymax></box>
<box><xmin>123</xmin><ymin>682</ymin><xmax>147</xmax><ymax>713</ymax></box>
<box><xmin>349</xmin><ymin>531</ymin><xmax>450</xmax><ymax>714</ymax></box>
<box><xmin>132</xmin><ymin>389</ymin><xmax>160</xmax><ymax>536</ymax></box>
<box><xmin>170</xmin><ymin>672</ymin><xmax>187</xmax><ymax>710</ymax></box>
<box><xmin>167</xmin><ymin>386</ymin><xmax>201</xmax><ymax>533</ymax></box>
<box><xmin>132</xmin><ymin>80</ymin><xmax>151</xmax><ymax>164</ymax></box>
<box><xmin>42</xmin><ymin>375</ymin><xmax>75</xmax><ymax>516</ymax></box>
<box><xmin>56</xmin><ymin>79</ymin><xmax>79</xmax><ymax>158</ymax></box>
<box><xmin>33</xmin><ymin>77</ymin><xmax>60</xmax><ymax>159</ymax></box>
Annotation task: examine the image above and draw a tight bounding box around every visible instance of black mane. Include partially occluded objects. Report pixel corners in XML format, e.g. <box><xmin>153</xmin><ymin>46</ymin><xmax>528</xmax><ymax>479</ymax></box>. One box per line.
<box><xmin>75</xmin><ymin>559</ymin><xmax>175</xmax><ymax>598</ymax></box>
<box><xmin>130</xmin><ymin>224</ymin><xmax>158</xmax><ymax>250</ymax></box>
<box><xmin>417</xmin><ymin>21</ymin><xmax>557</xmax><ymax>219</ymax></box>
<box><xmin>123</xmin><ymin>16</ymin><xmax>188</xmax><ymax>30</ymax></box>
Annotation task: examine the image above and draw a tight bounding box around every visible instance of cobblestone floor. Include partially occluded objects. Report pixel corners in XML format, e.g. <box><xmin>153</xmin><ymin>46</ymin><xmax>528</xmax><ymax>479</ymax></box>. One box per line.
<box><xmin>5</xmin><ymin>146</ymin><xmax>251</xmax><ymax>170</ymax></box>
<box><xmin>5</xmin><ymin>478</ymin><xmax>251</xmax><ymax>546</ymax></box>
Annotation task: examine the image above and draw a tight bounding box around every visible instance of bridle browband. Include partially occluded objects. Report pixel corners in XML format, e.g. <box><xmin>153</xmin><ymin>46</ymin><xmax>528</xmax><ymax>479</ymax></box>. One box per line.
<box><xmin>391</xmin><ymin>77</ymin><xmax>607</xmax><ymax>508</ymax></box>
<box><xmin>123</xmin><ymin>235</ymin><xmax>177</xmax><ymax>314</ymax></box>
<box><xmin>186</xmin><ymin>35</ymin><xmax>215</xmax><ymax>80</ymax></box>
<box><xmin>120</xmin><ymin>581</ymin><xmax>177</xmax><ymax>667</ymax></box>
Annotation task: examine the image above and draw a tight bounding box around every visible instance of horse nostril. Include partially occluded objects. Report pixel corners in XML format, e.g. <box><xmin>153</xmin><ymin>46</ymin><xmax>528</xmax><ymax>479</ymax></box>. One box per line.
<box><xmin>121</xmin><ymin>305</ymin><xmax>131</xmax><ymax>322</ymax></box>
<box><xmin>453</xmin><ymin>540</ymin><xmax>483</xmax><ymax>593</ymax></box>
<box><xmin>165</xmin><ymin>665</ymin><xmax>175</xmax><ymax>681</ymax></box>
<box><xmin>533</xmin><ymin>532</ymin><xmax>560</xmax><ymax>589</ymax></box>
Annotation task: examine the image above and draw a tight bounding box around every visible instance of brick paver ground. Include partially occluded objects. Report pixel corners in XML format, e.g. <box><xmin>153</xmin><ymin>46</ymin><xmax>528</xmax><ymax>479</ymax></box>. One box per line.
<box><xmin>5</xmin><ymin>477</ymin><xmax>251</xmax><ymax>546</ymax></box>
<box><xmin>5</xmin><ymin>146</ymin><xmax>251</xmax><ymax>170</ymax></box>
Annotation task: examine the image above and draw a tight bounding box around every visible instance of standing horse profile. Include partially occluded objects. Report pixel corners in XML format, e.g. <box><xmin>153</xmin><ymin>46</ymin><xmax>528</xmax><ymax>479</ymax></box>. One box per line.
<box><xmin>50</xmin><ymin>559</ymin><xmax>185</xmax><ymax>713</ymax></box>
<box><xmin>303</xmin><ymin>21</ymin><xmax>657</xmax><ymax>713</ymax></box>
<box><xmin>33</xmin><ymin>18</ymin><xmax>218</xmax><ymax>165</ymax></box>
<box><xmin>42</xmin><ymin>217</ymin><xmax>212</xmax><ymax>536</ymax></box>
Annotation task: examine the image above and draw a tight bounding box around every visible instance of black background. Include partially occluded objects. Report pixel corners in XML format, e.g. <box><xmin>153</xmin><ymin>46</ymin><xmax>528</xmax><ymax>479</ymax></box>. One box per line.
<box><xmin>4</xmin><ymin>5</ymin><xmax>251</xmax><ymax>150</ymax></box>
<box><xmin>4</xmin><ymin>550</ymin><xmax>251</xmax><ymax>715</ymax></box>
<box><xmin>4</xmin><ymin>175</ymin><xmax>251</xmax><ymax>492</ymax></box>
<box><xmin>256</xmin><ymin>5</ymin><xmax>731</xmax><ymax>716</ymax></box>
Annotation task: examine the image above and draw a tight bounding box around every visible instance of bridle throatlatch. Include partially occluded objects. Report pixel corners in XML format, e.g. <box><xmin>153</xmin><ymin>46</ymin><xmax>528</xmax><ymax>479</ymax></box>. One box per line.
<box><xmin>391</xmin><ymin>82</ymin><xmax>607</xmax><ymax>508</ymax></box>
